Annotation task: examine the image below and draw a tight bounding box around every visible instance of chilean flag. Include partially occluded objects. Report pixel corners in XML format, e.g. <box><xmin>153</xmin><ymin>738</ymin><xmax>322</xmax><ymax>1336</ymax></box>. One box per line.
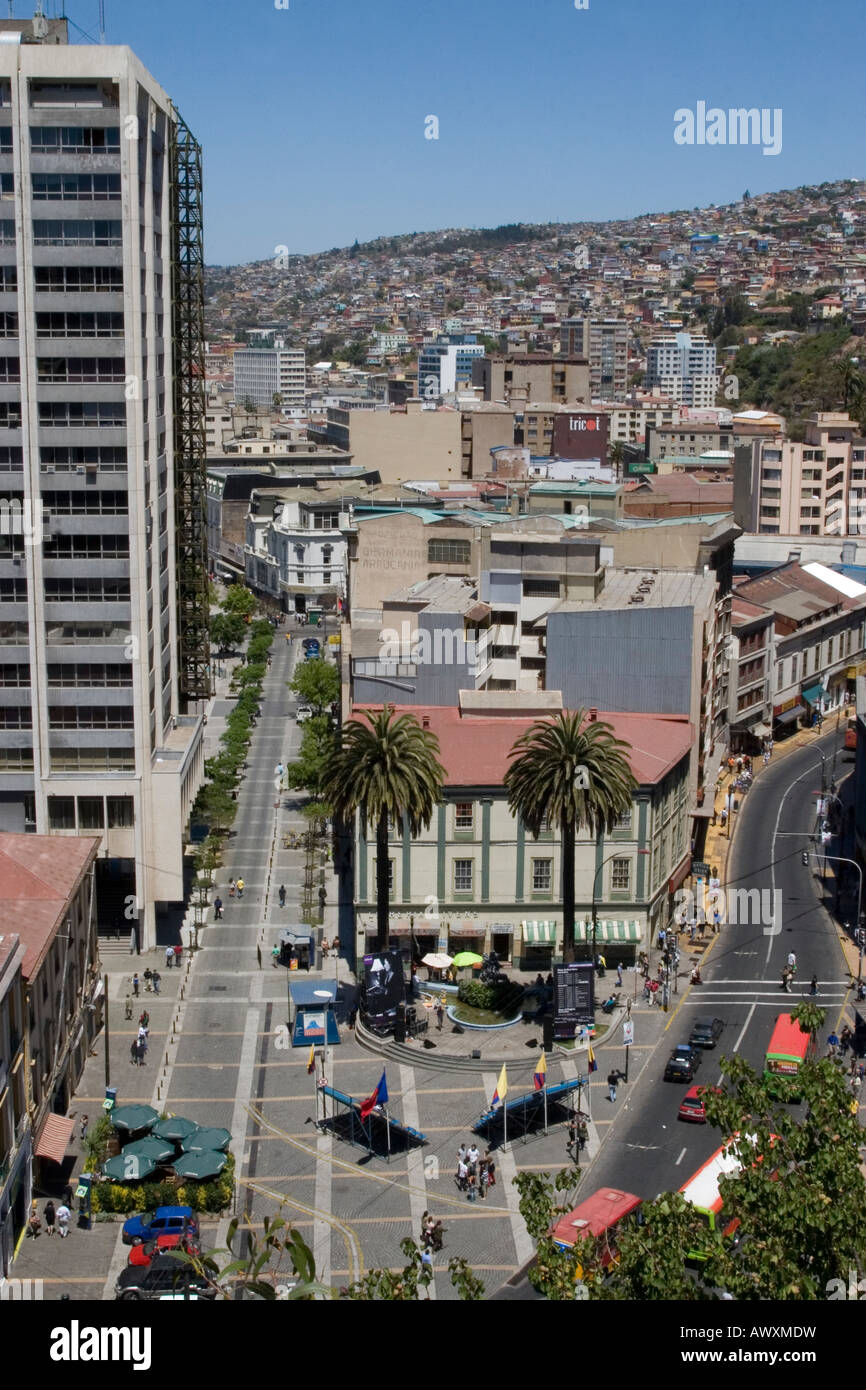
<box><xmin>359</xmin><ymin>1069</ymin><xmax>388</xmax><ymax>1121</ymax></box>
<box><xmin>533</xmin><ymin>1052</ymin><xmax>547</xmax><ymax>1091</ymax></box>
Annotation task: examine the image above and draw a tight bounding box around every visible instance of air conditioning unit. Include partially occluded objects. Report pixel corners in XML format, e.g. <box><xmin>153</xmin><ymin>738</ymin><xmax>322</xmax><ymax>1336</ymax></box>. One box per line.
<box><xmin>44</xmin><ymin>464</ymin><xmax>54</xmax><ymax>472</ymax></box>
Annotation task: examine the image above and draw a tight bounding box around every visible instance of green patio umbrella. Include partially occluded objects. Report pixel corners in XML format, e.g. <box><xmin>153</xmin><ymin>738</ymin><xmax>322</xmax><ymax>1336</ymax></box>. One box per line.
<box><xmin>180</xmin><ymin>1127</ymin><xmax>232</xmax><ymax>1154</ymax></box>
<box><xmin>110</xmin><ymin>1104</ymin><xmax>160</xmax><ymax>1135</ymax></box>
<box><xmin>452</xmin><ymin>951</ymin><xmax>483</xmax><ymax>968</ymax></box>
<box><xmin>172</xmin><ymin>1149</ymin><xmax>228</xmax><ymax>1181</ymax></box>
<box><xmin>102</xmin><ymin>1152</ymin><xmax>158</xmax><ymax>1182</ymax></box>
<box><xmin>151</xmin><ymin>1116</ymin><xmax>200</xmax><ymax>1143</ymax></box>
<box><xmin>123</xmin><ymin>1136</ymin><xmax>176</xmax><ymax>1164</ymax></box>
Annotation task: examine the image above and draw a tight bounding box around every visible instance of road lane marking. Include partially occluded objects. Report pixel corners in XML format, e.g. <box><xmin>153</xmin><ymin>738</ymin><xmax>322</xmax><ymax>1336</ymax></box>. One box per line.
<box><xmin>732</xmin><ymin>1002</ymin><xmax>756</xmax><ymax>1056</ymax></box>
<box><xmin>675</xmin><ymin>1147</ymin><xmax>687</xmax><ymax>1165</ymax></box>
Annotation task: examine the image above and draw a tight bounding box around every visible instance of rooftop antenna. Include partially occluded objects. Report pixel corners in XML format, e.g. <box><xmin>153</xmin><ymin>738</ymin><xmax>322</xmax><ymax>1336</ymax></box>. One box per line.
<box><xmin>32</xmin><ymin>0</ymin><xmax>48</xmax><ymax>38</ymax></box>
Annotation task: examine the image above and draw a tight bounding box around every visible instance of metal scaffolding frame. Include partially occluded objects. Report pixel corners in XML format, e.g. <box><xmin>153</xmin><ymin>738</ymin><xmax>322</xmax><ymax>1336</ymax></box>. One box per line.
<box><xmin>169</xmin><ymin>108</ymin><xmax>210</xmax><ymax>705</ymax></box>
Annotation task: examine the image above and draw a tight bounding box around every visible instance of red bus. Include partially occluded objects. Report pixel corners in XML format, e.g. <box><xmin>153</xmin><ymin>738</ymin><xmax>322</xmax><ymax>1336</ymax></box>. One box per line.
<box><xmin>764</xmin><ymin>1012</ymin><xmax>816</xmax><ymax>1099</ymax></box>
<box><xmin>550</xmin><ymin>1187</ymin><xmax>643</xmax><ymax>1272</ymax></box>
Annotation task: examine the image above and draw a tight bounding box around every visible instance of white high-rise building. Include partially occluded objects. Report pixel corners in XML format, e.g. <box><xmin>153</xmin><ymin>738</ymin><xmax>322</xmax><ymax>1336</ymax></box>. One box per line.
<box><xmin>645</xmin><ymin>332</ymin><xmax>718</xmax><ymax>409</ymax></box>
<box><xmin>0</xmin><ymin>18</ymin><xmax>206</xmax><ymax>949</ymax></box>
<box><xmin>233</xmin><ymin>347</ymin><xmax>306</xmax><ymax>409</ymax></box>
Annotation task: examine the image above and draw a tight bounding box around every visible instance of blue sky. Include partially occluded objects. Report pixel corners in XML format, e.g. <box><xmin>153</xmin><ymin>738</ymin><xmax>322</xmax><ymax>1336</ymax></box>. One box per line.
<box><xmin>56</xmin><ymin>0</ymin><xmax>866</xmax><ymax>265</ymax></box>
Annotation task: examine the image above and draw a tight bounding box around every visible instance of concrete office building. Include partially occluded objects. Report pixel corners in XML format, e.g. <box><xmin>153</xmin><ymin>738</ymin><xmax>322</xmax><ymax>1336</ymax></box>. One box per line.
<box><xmin>0</xmin><ymin>20</ymin><xmax>206</xmax><ymax>948</ymax></box>
<box><xmin>559</xmin><ymin>317</ymin><xmax>629</xmax><ymax>400</ymax></box>
<box><xmin>417</xmin><ymin>338</ymin><xmax>484</xmax><ymax>397</ymax></box>
<box><xmin>645</xmin><ymin>333</ymin><xmax>718</xmax><ymax>409</ymax></box>
<box><xmin>473</xmin><ymin>353</ymin><xmax>590</xmax><ymax>407</ymax></box>
<box><xmin>233</xmin><ymin>346</ymin><xmax>306</xmax><ymax>409</ymax></box>
<box><xmin>733</xmin><ymin>412</ymin><xmax>866</xmax><ymax>537</ymax></box>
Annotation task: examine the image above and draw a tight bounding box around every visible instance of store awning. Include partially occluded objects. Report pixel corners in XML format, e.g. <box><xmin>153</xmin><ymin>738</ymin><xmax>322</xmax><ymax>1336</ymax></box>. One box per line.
<box><xmin>775</xmin><ymin>704</ymin><xmax>805</xmax><ymax>725</ymax></box>
<box><xmin>448</xmin><ymin>921</ymin><xmax>480</xmax><ymax>937</ymax></box>
<box><xmin>751</xmin><ymin>721</ymin><xmax>772</xmax><ymax>738</ymax></box>
<box><xmin>802</xmin><ymin>684</ymin><xmax>826</xmax><ymax>705</ymax></box>
<box><xmin>34</xmin><ymin>1113</ymin><xmax>75</xmax><ymax>1166</ymax></box>
<box><xmin>575</xmin><ymin>920</ymin><xmax>642</xmax><ymax>943</ymax></box>
<box><xmin>691</xmin><ymin>804</ymin><xmax>715</xmax><ymax>818</ymax></box>
<box><xmin>521</xmin><ymin>920</ymin><xmax>558</xmax><ymax>944</ymax></box>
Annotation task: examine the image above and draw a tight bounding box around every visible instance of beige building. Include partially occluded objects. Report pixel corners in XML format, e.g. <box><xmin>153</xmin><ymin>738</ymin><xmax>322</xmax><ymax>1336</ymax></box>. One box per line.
<box><xmin>350</xmin><ymin>699</ymin><xmax>693</xmax><ymax>968</ymax></box>
<box><xmin>473</xmin><ymin>354</ymin><xmax>590</xmax><ymax>406</ymax></box>
<box><xmin>347</xmin><ymin>510</ymin><xmax>484</xmax><ymax>612</ymax></box>
<box><xmin>734</xmin><ymin>413</ymin><xmax>866</xmax><ymax>537</ymax></box>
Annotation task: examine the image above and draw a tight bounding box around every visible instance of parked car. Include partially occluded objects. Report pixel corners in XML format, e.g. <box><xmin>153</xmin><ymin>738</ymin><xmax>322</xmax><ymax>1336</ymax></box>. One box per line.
<box><xmin>295</xmin><ymin>704</ymin><xmax>313</xmax><ymax>723</ymax></box>
<box><xmin>116</xmin><ymin>1252</ymin><xmax>215</xmax><ymax>1301</ymax></box>
<box><xmin>127</xmin><ymin>1231</ymin><xmax>201</xmax><ymax>1268</ymax></box>
<box><xmin>677</xmin><ymin>1084</ymin><xmax>721</xmax><ymax>1123</ymax></box>
<box><xmin>122</xmin><ymin>1205</ymin><xmax>199</xmax><ymax>1247</ymax></box>
<box><xmin>663</xmin><ymin>1044</ymin><xmax>703</xmax><ymax>1083</ymax></box>
<box><xmin>689</xmin><ymin>1017</ymin><xmax>724</xmax><ymax>1049</ymax></box>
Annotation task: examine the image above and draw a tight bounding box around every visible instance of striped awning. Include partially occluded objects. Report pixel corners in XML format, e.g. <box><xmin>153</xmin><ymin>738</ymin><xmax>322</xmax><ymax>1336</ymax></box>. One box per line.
<box><xmin>521</xmin><ymin>919</ymin><xmax>558</xmax><ymax>944</ymax></box>
<box><xmin>34</xmin><ymin>1112</ymin><xmax>76</xmax><ymax>1165</ymax></box>
<box><xmin>575</xmin><ymin>920</ymin><xmax>641</xmax><ymax>943</ymax></box>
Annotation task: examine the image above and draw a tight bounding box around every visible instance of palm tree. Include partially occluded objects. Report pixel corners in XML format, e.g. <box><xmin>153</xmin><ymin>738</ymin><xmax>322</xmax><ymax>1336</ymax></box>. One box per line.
<box><xmin>322</xmin><ymin>707</ymin><xmax>445</xmax><ymax>951</ymax></box>
<box><xmin>505</xmin><ymin>710</ymin><xmax>636</xmax><ymax>965</ymax></box>
<box><xmin>609</xmin><ymin>440</ymin><xmax>626</xmax><ymax>483</ymax></box>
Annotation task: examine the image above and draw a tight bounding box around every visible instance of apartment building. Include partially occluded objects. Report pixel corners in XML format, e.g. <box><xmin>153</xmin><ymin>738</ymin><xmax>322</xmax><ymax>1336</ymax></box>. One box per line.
<box><xmin>0</xmin><ymin>929</ymin><xmax>26</xmax><ymax>1276</ymax></box>
<box><xmin>473</xmin><ymin>353</ymin><xmax>590</xmax><ymax>406</ymax></box>
<box><xmin>0</xmin><ymin>832</ymin><xmax>100</xmax><ymax>1272</ymax></box>
<box><xmin>647</xmin><ymin>418</ymin><xmax>777</xmax><ymax>466</ymax></box>
<box><xmin>733</xmin><ymin>412</ymin><xmax>866</xmax><ymax>537</ymax></box>
<box><xmin>0</xmin><ymin>25</ymin><xmax>205</xmax><ymax>948</ymax></box>
<box><xmin>734</xmin><ymin>562</ymin><xmax>866</xmax><ymax>731</ymax></box>
<box><xmin>417</xmin><ymin>337</ymin><xmax>484</xmax><ymax>397</ymax></box>
<box><xmin>245</xmin><ymin>484</ymin><xmax>359</xmax><ymax>615</ymax></box>
<box><xmin>558</xmin><ymin>317</ymin><xmax>628</xmax><ymax>399</ymax></box>
<box><xmin>349</xmin><ymin>698</ymin><xmax>693</xmax><ymax>968</ymax></box>
<box><xmin>645</xmin><ymin>332</ymin><xmax>717</xmax><ymax>409</ymax></box>
<box><xmin>729</xmin><ymin>594</ymin><xmax>774</xmax><ymax>751</ymax></box>
<box><xmin>233</xmin><ymin>346</ymin><xmax>306</xmax><ymax>409</ymax></box>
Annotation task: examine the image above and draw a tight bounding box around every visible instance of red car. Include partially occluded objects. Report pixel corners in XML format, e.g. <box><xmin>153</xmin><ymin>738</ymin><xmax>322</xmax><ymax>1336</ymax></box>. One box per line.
<box><xmin>677</xmin><ymin>1085</ymin><xmax>721</xmax><ymax>1123</ymax></box>
<box><xmin>127</xmin><ymin>1231</ymin><xmax>200</xmax><ymax>1268</ymax></box>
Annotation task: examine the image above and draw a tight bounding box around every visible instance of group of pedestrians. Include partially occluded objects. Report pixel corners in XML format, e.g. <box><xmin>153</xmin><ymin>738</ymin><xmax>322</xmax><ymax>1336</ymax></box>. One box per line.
<box><xmin>420</xmin><ymin>1212</ymin><xmax>445</xmax><ymax>1252</ymax></box>
<box><xmin>27</xmin><ymin>1195</ymin><xmax>72</xmax><ymax>1239</ymax></box>
<box><xmin>130</xmin><ymin>1013</ymin><xmax>149</xmax><ymax>1066</ymax></box>
<box><xmin>228</xmin><ymin>878</ymin><xmax>245</xmax><ymax>899</ymax></box>
<box><xmin>454</xmin><ymin>1142</ymin><xmax>496</xmax><ymax>1201</ymax></box>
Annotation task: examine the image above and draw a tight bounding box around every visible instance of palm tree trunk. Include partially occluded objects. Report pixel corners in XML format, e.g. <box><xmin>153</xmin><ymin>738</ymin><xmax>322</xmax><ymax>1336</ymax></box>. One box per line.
<box><xmin>562</xmin><ymin>811</ymin><xmax>576</xmax><ymax>964</ymax></box>
<box><xmin>376</xmin><ymin>813</ymin><xmax>390</xmax><ymax>952</ymax></box>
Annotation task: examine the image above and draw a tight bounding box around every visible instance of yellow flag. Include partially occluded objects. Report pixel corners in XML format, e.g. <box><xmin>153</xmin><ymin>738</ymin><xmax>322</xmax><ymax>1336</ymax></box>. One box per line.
<box><xmin>493</xmin><ymin>1063</ymin><xmax>508</xmax><ymax>1106</ymax></box>
<box><xmin>306</xmin><ymin>1043</ymin><xmax>316</xmax><ymax>1075</ymax></box>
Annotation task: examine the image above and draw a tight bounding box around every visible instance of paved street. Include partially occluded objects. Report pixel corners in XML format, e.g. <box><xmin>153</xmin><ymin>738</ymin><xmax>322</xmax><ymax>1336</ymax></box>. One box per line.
<box><xmin>577</xmin><ymin>722</ymin><xmax>861</xmax><ymax>1206</ymax></box>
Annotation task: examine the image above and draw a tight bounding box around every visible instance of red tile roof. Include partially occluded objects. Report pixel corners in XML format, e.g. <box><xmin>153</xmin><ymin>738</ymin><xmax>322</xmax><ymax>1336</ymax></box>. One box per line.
<box><xmin>0</xmin><ymin>833</ymin><xmax>100</xmax><ymax>978</ymax></box>
<box><xmin>352</xmin><ymin>706</ymin><xmax>692</xmax><ymax>787</ymax></box>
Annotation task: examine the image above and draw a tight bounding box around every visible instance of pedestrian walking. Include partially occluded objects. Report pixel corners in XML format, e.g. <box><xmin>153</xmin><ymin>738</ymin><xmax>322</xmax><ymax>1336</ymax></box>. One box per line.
<box><xmin>26</xmin><ymin>1201</ymin><xmax>41</xmax><ymax>1238</ymax></box>
<box><xmin>56</xmin><ymin>1203</ymin><xmax>71</xmax><ymax>1238</ymax></box>
<box><xmin>79</xmin><ymin>1114</ymin><xmax>89</xmax><ymax>1143</ymax></box>
<box><xmin>44</xmin><ymin>1200</ymin><xmax>56</xmax><ymax>1236</ymax></box>
<box><xmin>272</xmin><ymin>944</ymin><xmax>280</xmax><ymax>968</ymax></box>
<box><xmin>616</xmin><ymin>963</ymin><xmax>623</xmax><ymax>988</ymax></box>
<box><xmin>152</xmin><ymin>970</ymin><xmax>161</xmax><ymax>995</ymax></box>
<box><xmin>278</xmin><ymin>885</ymin><xmax>286</xmax><ymax>908</ymax></box>
<box><xmin>841</xmin><ymin>1026</ymin><xmax>853</xmax><ymax>1056</ymax></box>
<box><xmin>130</xmin><ymin>1038</ymin><xmax>139</xmax><ymax>1066</ymax></box>
<box><xmin>237</xmin><ymin>878</ymin><xmax>245</xmax><ymax>899</ymax></box>
<box><xmin>138</xmin><ymin>1011</ymin><xmax>149</xmax><ymax>1031</ymax></box>
<box><xmin>851</xmin><ymin>1072</ymin><xmax>862</xmax><ymax>1100</ymax></box>
<box><xmin>456</xmin><ymin>1158</ymin><xmax>468</xmax><ymax>1192</ymax></box>
<box><xmin>136</xmin><ymin>1037</ymin><xmax>147</xmax><ymax>1066</ymax></box>
<box><xmin>214</xmin><ymin>896</ymin><xmax>223</xmax><ymax>920</ymax></box>
<box><xmin>138</xmin><ymin>1022</ymin><xmax>149</xmax><ymax>1044</ymax></box>
<box><xmin>174</xmin><ymin>943</ymin><xmax>182</xmax><ymax>966</ymax></box>
<box><xmin>143</xmin><ymin>968</ymin><xmax>153</xmax><ymax>992</ymax></box>
<box><xmin>810</xmin><ymin>974</ymin><xmax>818</xmax><ymax>998</ymax></box>
<box><xmin>484</xmin><ymin>1153</ymin><xmax>496</xmax><ymax>1190</ymax></box>
<box><xmin>228</xmin><ymin>879</ymin><xmax>236</xmax><ymax>898</ymax></box>
<box><xmin>608</xmin><ymin>1069</ymin><xmax>619</xmax><ymax>1103</ymax></box>
<box><xmin>435</xmin><ymin>1002</ymin><xmax>444</xmax><ymax>1031</ymax></box>
<box><xmin>658</xmin><ymin>927</ymin><xmax>666</xmax><ymax>951</ymax></box>
<box><xmin>165</xmin><ymin>944</ymin><xmax>174</xmax><ymax>969</ymax></box>
<box><xmin>124</xmin><ymin>995</ymin><xmax>133</xmax><ymax>1020</ymax></box>
<box><xmin>787</xmin><ymin>951</ymin><xmax>797</xmax><ymax>973</ymax></box>
<box><xmin>713</xmin><ymin>909</ymin><xmax>721</xmax><ymax>933</ymax></box>
<box><xmin>456</xmin><ymin>1142</ymin><xmax>467</xmax><ymax>1166</ymax></box>
<box><xmin>466</xmin><ymin>1170</ymin><xmax>477</xmax><ymax>1202</ymax></box>
<box><xmin>132</xmin><ymin>972</ymin><xmax>140</xmax><ymax>997</ymax></box>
